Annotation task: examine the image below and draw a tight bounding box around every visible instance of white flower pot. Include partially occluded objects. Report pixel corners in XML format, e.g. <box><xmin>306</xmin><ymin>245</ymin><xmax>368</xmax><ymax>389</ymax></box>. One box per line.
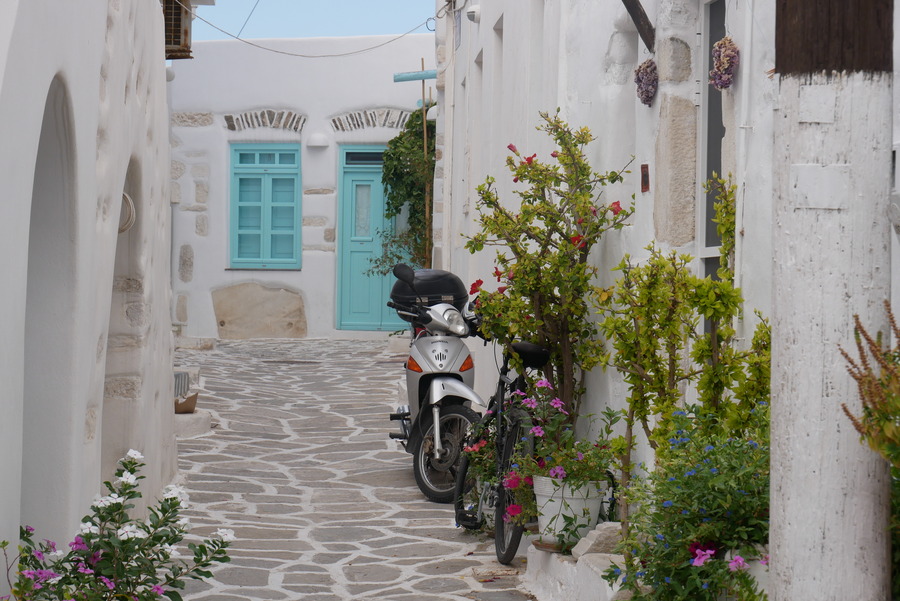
<box><xmin>533</xmin><ymin>475</ymin><xmax>607</xmax><ymax>544</ymax></box>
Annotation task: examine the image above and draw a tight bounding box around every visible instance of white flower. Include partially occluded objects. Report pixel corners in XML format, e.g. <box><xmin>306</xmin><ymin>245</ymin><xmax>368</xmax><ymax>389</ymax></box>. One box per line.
<box><xmin>163</xmin><ymin>484</ymin><xmax>189</xmax><ymax>505</ymax></box>
<box><xmin>125</xmin><ymin>449</ymin><xmax>144</xmax><ymax>460</ymax></box>
<box><xmin>162</xmin><ymin>543</ymin><xmax>181</xmax><ymax>558</ymax></box>
<box><xmin>116</xmin><ymin>524</ymin><xmax>147</xmax><ymax>540</ymax></box>
<box><xmin>176</xmin><ymin>517</ymin><xmax>191</xmax><ymax>530</ymax></box>
<box><xmin>117</xmin><ymin>471</ymin><xmax>138</xmax><ymax>486</ymax></box>
<box><xmin>80</xmin><ymin>522</ymin><xmax>100</xmax><ymax>535</ymax></box>
<box><xmin>48</xmin><ymin>549</ymin><xmax>66</xmax><ymax>561</ymax></box>
<box><xmin>215</xmin><ymin>528</ymin><xmax>236</xmax><ymax>542</ymax></box>
<box><xmin>93</xmin><ymin>493</ymin><xmax>124</xmax><ymax>508</ymax></box>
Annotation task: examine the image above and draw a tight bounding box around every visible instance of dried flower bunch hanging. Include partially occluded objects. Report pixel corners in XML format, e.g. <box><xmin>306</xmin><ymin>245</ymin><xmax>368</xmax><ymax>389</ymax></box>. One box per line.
<box><xmin>709</xmin><ymin>36</ymin><xmax>740</xmax><ymax>91</ymax></box>
<box><xmin>634</xmin><ymin>59</ymin><xmax>658</xmax><ymax>106</ymax></box>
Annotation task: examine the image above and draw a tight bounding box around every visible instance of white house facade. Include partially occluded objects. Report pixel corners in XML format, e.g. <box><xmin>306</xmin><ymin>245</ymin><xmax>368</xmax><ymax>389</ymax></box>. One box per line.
<box><xmin>433</xmin><ymin>0</ymin><xmax>895</xmax><ymax>598</ymax></box>
<box><xmin>0</xmin><ymin>0</ymin><xmax>182</xmax><ymax>552</ymax></box>
<box><xmin>167</xmin><ymin>34</ymin><xmax>436</xmax><ymax>344</ymax></box>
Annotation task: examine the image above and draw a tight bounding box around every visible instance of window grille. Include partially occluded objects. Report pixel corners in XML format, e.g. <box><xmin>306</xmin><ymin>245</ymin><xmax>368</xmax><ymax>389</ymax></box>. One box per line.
<box><xmin>163</xmin><ymin>0</ymin><xmax>193</xmax><ymax>60</ymax></box>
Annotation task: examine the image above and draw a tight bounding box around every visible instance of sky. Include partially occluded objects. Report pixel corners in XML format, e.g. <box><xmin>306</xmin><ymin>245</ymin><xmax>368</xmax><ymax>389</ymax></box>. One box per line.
<box><xmin>191</xmin><ymin>1</ymin><xmax>436</xmax><ymax>41</ymax></box>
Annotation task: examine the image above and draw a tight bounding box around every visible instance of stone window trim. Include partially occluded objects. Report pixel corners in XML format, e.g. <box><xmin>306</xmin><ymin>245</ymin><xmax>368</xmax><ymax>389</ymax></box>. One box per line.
<box><xmin>330</xmin><ymin>108</ymin><xmax>412</xmax><ymax>132</ymax></box>
<box><xmin>224</xmin><ymin>109</ymin><xmax>307</xmax><ymax>133</ymax></box>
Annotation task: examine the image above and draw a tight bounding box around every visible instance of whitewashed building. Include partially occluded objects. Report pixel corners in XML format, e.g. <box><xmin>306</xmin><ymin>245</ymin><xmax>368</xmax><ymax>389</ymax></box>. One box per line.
<box><xmin>167</xmin><ymin>34</ymin><xmax>435</xmax><ymax>344</ymax></box>
<box><xmin>433</xmin><ymin>1</ymin><xmax>895</xmax><ymax>599</ymax></box>
<box><xmin>0</xmin><ymin>0</ymin><xmax>191</xmax><ymax>552</ymax></box>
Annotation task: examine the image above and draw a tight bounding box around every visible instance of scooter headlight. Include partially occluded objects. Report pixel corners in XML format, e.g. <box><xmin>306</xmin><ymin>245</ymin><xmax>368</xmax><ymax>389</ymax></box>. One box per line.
<box><xmin>443</xmin><ymin>307</ymin><xmax>469</xmax><ymax>336</ymax></box>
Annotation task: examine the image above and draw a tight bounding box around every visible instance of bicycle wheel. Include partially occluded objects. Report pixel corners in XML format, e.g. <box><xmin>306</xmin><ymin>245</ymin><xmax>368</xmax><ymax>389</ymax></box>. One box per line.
<box><xmin>494</xmin><ymin>420</ymin><xmax>526</xmax><ymax>564</ymax></box>
<box><xmin>413</xmin><ymin>404</ymin><xmax>479</xmax><ymax>503</ymax></box>
<box><xmin>453</xmin><ymin>454</ymin><xmax>485</xmax><ymax>530</ymax></box>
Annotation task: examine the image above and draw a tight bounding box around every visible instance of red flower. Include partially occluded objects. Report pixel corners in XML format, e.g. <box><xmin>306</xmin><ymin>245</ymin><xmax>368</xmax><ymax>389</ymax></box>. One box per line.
<box><xmin>524</xmin><ymin>153</ymin><xmax>537</xmax><ymax>165</ymax></box>
<box><xmin>507</xmin><ymin>143</ymin><xmax>518</xmax><ymax>154</ymax></box>
<box><xmin>497</xmin><ymin>286</ymin><xmax>508</xmax><ymax>294</ymax></box>
<box><xmin>469</xmin><ymin>279</ymin><xmax>483</xmax><ymax>295</ymax></box>
<box><xmin>493</xmin><ymin>266</ymin><xmax>503</xmax><ymax>281</ymax></box>
<box><xmin>610</xmin><ymin>201</ymin><xmax>623</xmax><ymax>215</ymax></box>
<box><xmin>570</xmin><ymin>235</ymin><xmax>586</xmax><ymax>249</ymax></box>
<box><xmin>513</xmin><ymin>176</ymin><xmax>519</xmax><ymax>183</ymax></box>
<box><xmin>551</xmin><ymin>151</ymin><xmax>559</xmax><ymax>158</ymax></box>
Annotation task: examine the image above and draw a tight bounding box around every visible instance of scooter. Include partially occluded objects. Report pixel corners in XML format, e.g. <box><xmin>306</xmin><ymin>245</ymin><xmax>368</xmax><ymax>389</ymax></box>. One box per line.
<box><xmin>386</xmin><ymin>264</ymin><xmax>486</xmax><ymax>503</ymax></box>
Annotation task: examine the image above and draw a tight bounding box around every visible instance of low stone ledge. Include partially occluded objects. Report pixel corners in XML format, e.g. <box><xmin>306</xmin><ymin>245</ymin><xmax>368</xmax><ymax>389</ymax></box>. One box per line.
<box><xmin>524</xmin><ymin>544</ymin><xmax>626</xmax><ymax>601</ymax></box>
<box><xmin>175</xmin><ymin>408</ymin><xmax>212</xmax><ymax>438</ymax></box>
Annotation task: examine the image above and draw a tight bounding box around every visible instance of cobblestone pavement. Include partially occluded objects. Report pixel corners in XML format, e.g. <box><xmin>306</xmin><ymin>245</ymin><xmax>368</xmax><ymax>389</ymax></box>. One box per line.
<box><xmin>175</xmin><ymin>338</ymin><xmax>535</xmax><ymax>601</ymax></box>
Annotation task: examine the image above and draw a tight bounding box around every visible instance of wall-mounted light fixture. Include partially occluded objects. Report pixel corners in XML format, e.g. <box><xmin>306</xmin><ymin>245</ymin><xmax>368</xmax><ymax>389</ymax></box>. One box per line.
<box><xmin>466</xmin><ymin>5</ymin><xmax>481</xmax><ymax>22</ymax></box>
<box><xmin>306</xmin><ymin>133</ymin><xmax>329</xmax><ymax>148</ymax></box>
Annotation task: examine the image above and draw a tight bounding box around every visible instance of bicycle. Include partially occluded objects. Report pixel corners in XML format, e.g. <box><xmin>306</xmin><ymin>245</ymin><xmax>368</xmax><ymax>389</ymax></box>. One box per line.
<box><xmin>453</xmin><ymin>340</ymin><xmax>551</xmax><ymax>564</ymax></box>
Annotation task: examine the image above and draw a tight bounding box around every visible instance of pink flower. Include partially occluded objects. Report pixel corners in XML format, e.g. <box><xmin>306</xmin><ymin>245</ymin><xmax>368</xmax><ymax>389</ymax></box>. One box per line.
<box><xmin>610</xmin><ymin>201</ymin><xmax>623</xmax><ymax>215</ymax></box>
<box><xmin>535</xmin><ymin>379</ymin><xmax>552</xmax><ymax>389</ymax></box>
<box><xmin>506</xmin><ymin>504</ymin><xmax>523</xmax><ymax>517</ymax></box>
<box><xmin>522</xmin><ymin>397</ymin><xmax>538</xmax><ymax>409</ymax></box>
<box><xmin>69</xmin><ymin>536</ymin><xmax>89</xmax><ymax>552</ymax></box>
<box><xmin>761</xmin><ymin>554</ymin><xmax>769</xmax><ymax>566</ymax></box>
<box><xmin>504</xmin><ymin>472</ymin><xmax>522</xmax><ymax>489</ymax></box>
<box><xmin>151</xmin><ymin>585</ymin><xmax>165</xmax><ymax>595</ymax></box>
<box><xmin>531</xmin><ymin>426</ymin><xmax>545</xmax><ymax>437</ymax></box>
<box><xmin>576</xmin><ymin>452</ymin><xmax>584</xmax><ymax>461</ymax></box>
<box><xmin>728</xmin><ymin>555</ymin><xmax>748</xmax><ymax>572</ymax></box>
<box><xmin>549</xmin><ymin>398</ymin><xmax>569</xmax><ymax>414</ymax></box>
<box><xmin>507</xmin><ymin>143</ymin><xmax>518</xmax><ymax>154</ymax></box>
<box><xmin>692</xmin><ymin>549</ymin><xmax>715</xmax><ymax>567</ymax></box>
<box><xmin>100</xmin><ymin>576</ymin><xmax>116</xmax><ymax>590</ymax></box>
<box><xmin>549</xmin><ymin>465</ymin><xmax>566</xmax><ymax>479</ymax></box>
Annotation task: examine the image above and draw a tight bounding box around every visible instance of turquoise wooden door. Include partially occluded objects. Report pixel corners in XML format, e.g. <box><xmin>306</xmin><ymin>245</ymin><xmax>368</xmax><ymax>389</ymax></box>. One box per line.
<box><xmin>337</xmin><ymin>147</ymin><xmax>405</xmax><ymax>330</ymax></box>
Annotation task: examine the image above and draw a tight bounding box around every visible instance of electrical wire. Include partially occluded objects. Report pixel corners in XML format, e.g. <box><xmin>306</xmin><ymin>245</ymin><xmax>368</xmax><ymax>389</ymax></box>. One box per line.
<box><xmin>237</xmin><ymin>0</ymin><xmax>262</xmax><ymax>38</ymax></box>
<box><xmin>177</xmin><ymin>0</ymin><xmax>434</xmax><ymax>59</ymax></box>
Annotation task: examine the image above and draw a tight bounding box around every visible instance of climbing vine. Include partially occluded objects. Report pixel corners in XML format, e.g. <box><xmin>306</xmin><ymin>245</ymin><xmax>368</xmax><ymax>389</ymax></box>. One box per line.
<box><xmin>368</xmin><ymin>105</ymin><xmax>435</xmax><ymax>274</ymax></box>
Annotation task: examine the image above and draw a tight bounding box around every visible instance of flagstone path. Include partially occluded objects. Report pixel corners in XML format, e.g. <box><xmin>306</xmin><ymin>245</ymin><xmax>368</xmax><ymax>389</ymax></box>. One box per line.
<box><xmin>175</xmin><ymin>338</ymin><xmax>535</xmax><ymax>601</ymax></box>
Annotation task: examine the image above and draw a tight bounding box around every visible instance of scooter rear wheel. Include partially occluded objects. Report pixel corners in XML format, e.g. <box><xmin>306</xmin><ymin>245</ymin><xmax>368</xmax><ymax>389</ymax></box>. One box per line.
<box><xmin>413</xmin><ymin>404</ymin><xmax>479</xmax><ymax>503</ymax></box>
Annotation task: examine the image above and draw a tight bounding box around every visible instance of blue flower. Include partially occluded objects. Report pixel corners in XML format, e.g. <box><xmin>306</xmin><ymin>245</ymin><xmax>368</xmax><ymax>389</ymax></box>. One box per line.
<box><xmin>704</xmin><ymin>445</ymin><xmax>715</xmax><ymax>451</ymax></box>
<box><xmin>685</xmin><ymin>470</ymin><xmax>696</xmax><ymax>477</ymax></box>
<box><xmin>613</xmin><ymin>567</ymin><xmax>621</xmax><ymax>576</ymax></box>
<box><xmin>681</xmin><ymin>510</ymin><xmax>689</xmax><ymax>515</ymax></box>
<box><xmin>673</xmin><ymin>411</ymin><xmax>687</xmax><ymax>416</ymax></box>
<box><xmin>710</xmin><ymin>468</ymin><xmax>718</xmax><ymax>474</ymax></box>
<box><xmin>656</xmin><ymin>534</ymin><xmax>665</xmax><ymax>541</ymax></box>
<box><xmin>702</xmin><ymin>582</ymin><xmax>709</xmax><ymax>590</ymax></box>
<box><xmin>665</xmin><ymin>577</ymin><xmax>671</xmax><ymax>584</ymax></box>
<box><xmin>748</xmin><ymin>440</ymin><xmax>759</xmax><ymax>449</ymax></box>
<box><xmin>668</xmin><ymin>477</ymin><xmax>676</xmax><ymax>482</ymax></box>
<box><xmin>662</xmin><ymin>500</ymin><xmax>673</xmax><ymax>508</ymax></box>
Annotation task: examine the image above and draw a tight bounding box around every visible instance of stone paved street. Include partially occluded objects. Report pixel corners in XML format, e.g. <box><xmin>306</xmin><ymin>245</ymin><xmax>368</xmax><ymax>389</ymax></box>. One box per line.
<box><xmin>174</xmin><ymin>338</ymin><xmax>535</xmax><ymax>601</ymax></box>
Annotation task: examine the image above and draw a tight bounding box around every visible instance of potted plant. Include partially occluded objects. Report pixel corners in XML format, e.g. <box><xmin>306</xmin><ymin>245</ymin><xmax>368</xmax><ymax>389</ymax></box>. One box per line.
<box><xmin>2</xmin><ymin>451</ymin><xmax>231</xmax><ymax>601</ymax></box>
<box><xmin>502</xmin><ymin>379</ymin><xmax>622</xmax><ymax>551</ymax></box>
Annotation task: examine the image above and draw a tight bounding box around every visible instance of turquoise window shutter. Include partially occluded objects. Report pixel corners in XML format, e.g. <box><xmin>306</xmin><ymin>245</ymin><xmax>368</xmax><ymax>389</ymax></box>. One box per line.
<box><xmin>229</xmin><ymin>144</ymin><xmax>302</xmax><ymax>269</ymax></box>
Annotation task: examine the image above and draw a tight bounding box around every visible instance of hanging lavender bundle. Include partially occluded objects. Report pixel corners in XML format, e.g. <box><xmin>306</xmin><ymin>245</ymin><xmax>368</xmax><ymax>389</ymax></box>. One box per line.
<box><xmin>634</xmin><ymin>59</ymin><xmax>658</xmax><ymax>107</ymax></box>
<box><xmin>709</xmin><ymin>36</ymin><xmax>740</xmax><ymax>91</ymax></box>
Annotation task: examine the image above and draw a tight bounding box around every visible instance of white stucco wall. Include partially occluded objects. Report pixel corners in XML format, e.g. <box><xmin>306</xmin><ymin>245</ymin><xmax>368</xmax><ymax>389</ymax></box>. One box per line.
<box><xmin>0</xmin><ymin>0</ymin><xmax>176</xmax><ymax>551</ymax></box>
<box><xmin>167</xmin><ymin>34</ymin><xmax>435</xmax><ymax>342</ymax></box>
<box><xmin>435</xmin><ymin>0</ymin><xmax>777</xmax><ymax>425</ymax></box>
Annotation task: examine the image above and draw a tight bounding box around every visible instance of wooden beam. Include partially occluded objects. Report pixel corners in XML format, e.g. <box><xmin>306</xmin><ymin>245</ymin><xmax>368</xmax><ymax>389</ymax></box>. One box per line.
<box><xmin>621</xmin><ymin>0</ymin><xmax>655</xmax><ymax>54</ymax></box>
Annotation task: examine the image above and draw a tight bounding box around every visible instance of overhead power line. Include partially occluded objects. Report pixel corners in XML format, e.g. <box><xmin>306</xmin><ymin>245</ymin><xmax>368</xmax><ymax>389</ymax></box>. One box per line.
<box><xmin>175</xmin><ymin>0</ymin><xmax>433</xmax><ymax>59</ymax></box>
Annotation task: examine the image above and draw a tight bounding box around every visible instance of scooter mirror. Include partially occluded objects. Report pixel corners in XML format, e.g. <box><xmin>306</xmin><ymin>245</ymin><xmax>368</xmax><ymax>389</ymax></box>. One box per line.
<box><xmin>392</xmin><ymin>263</ymin><xmax>416</xmax><ymax>287</ymax></box>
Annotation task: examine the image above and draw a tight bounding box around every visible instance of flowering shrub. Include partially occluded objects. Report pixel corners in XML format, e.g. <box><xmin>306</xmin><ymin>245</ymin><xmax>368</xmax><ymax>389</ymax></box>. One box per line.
<box><xmin>1</xmin><ymin>451</ymin><xmax>231</xmax><ymax>601</ymax></box>
<box><xmin>709</xmin><ymin>36</ymin><xmax>740</xmax><ymax>91</ymax></box>
<box><xmin>604</xmin><ymin>407</ymin><xmax>769</xmax><ymax>600</ymax></box>
<box><xmin>634</xmin><ymin>59</ymin><xmax>658</xmax><ymax>106</ymax></box>
<box><xmin>466</xmin><ymin>111</ymin><xmax>633</xmax><ymax>420</ymax></box>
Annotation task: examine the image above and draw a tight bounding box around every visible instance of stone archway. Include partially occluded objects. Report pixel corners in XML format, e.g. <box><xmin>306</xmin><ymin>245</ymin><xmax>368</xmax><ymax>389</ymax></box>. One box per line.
<box><xmin>101</xmin><ymin>159</ymin><xmax>146</xmax><ymax>484</ymax></box>
<box><xmin>22</xmin><ymin>76</ymin><xmax>77</xmax><ymax>537</ymax></box>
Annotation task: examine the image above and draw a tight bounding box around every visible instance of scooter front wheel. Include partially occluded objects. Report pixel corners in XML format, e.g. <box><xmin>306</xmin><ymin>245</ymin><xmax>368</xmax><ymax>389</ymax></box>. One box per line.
<box><xmin>413</xmin><ymin>404</ymin><xmax>479</xmax><ymax>503</ymax></box>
